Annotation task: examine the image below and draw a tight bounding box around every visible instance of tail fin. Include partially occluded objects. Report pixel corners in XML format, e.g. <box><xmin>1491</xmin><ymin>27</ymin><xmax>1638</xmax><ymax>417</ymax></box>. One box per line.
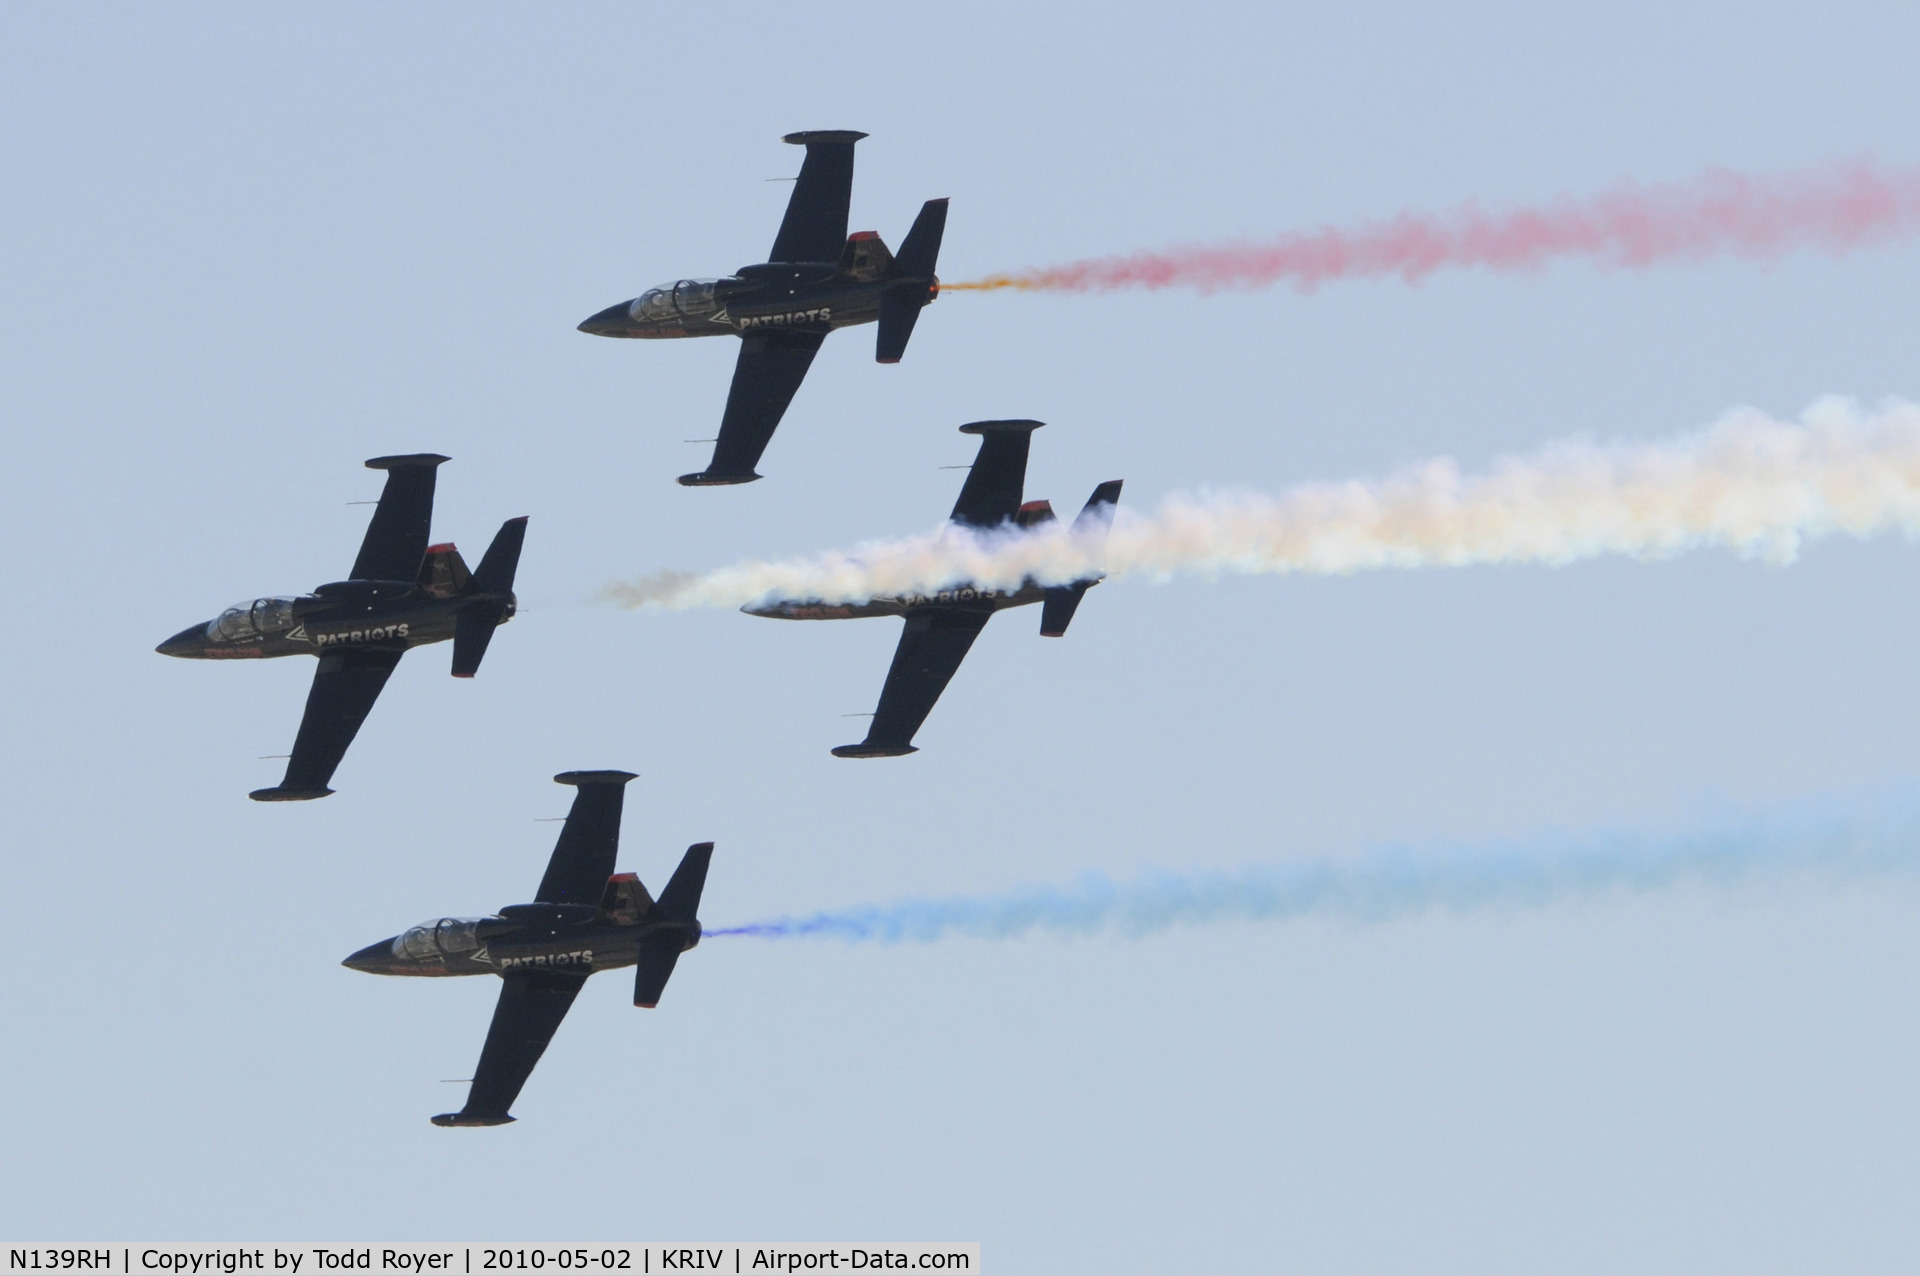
<box><xmin>876</xmin><ymin>198</ymin><xmax>949</xmax><ymax>364</ymax></box>
<box><xmin>891</xmin><ymin>198</ymin><xmax>947</xmax><ymax>281</ymax></box>
<box><xmin>1072</xmin><ymin>481</ymin><xmax>1123</xmax><ymax>530</ymax></box>
<box><xmin>1040</xmin><ymin>480</ymin><xmax>1123</xmax><ymax>638</ymax></box>
<box><xmin>633</xmin><ymin>843</ymin><xmax>715</xmax><ymax>1009</ymax></box>
<box><xmin>654</xmin><ymin>842</ymin><xmax>713</xmax><ymax>924</ymax></box>
<box><xmin>468</xmin><ymin>516</ymin><xmax>528</xmax><ymax>596</ymax></box>
<box><xmin>450</xmin><ymin>517</ymin><xmax>528</xmax><ymax>678</ymax></box>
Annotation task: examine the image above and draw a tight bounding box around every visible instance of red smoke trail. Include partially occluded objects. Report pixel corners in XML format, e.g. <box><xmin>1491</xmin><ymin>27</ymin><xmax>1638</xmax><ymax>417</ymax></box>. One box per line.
<box><xmin>945</xmin><ymin>161</ymin><xmax>1920</xmax><ymax>293</ymax></box>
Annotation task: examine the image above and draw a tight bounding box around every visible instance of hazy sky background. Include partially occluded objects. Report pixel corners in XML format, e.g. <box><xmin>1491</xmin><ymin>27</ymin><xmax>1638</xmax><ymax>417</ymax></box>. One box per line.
<box><xmin>5</xmin><ymin>3</ymin><xmax>1920</xmax><ymax>1270</ymax></box>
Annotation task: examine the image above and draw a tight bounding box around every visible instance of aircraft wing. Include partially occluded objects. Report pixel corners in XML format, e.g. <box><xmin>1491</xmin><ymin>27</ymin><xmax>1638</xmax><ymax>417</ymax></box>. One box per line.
<box><xmin>534</xmin><ymin>771</ymin><xmax>638</xmax><ymax>907</ymax></box>
<box><xmin>351</xmin><ymin>454</ymin><xmax>449</xmax><ymax>581</ymax></box>
<box><xmin>833</xmin><ymin>610</ymin><xmax>992</xmax><ymax>757</ymax></box>
<box><xmin>769</xmin><ymin>130</ymin><xmax>865</xmax><ymax>264</ymax></box>
<box><xmin>682</xmin><ymin>330</ymin><xmax>827</xmax><ymax>485</ymax></box>
<box><xmin>249</xmin><ymin>647</ymin><xmax>404</xmax><ymax>801</ymax></box>
<box><xmin>432</xmin><ymin>968</ymin><xmax>587</xmax><ymax>1126</ymax></box>
<box><xmin>950</xmin><ymin>421</ymin><xmax>1042</xmax><ymax>529</ymax></box>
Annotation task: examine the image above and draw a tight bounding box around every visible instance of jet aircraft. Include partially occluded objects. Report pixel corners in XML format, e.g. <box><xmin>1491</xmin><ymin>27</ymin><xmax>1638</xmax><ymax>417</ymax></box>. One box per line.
<box><xmin>156</xmin><ymin>454</ymin><xmax>526</xmax><ymax>801</ymax></box>
<box><xmin>343</xmin><ymin>770</ymin><xmax>712</xmax><ymax>1127</ymax></box>
<box><xmin>578</xmin><ymin>130</ymin><xmax>947</xmax><ymax>487</ymax></box>
<box><xmin>746</xmin><ymin>420</ymin><xmax>1121</xmax><ymax>757</ymax></box>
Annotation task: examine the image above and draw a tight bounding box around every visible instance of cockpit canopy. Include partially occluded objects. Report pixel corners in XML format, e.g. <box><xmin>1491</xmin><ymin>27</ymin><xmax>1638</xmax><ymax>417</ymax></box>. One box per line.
<box><xmin>207</xmin><ymin>596</ymin><xmax>308</xmax><ymax>642</ymax></box>
<box><xmin>630</xmin><ymin>277</ymin><xmax>743</xmax><ymax>323</ymax></box>
<box><xmin>392</xmin><ymin>917</ymin><xmax>496</xmax><ymax>960</ymax></box>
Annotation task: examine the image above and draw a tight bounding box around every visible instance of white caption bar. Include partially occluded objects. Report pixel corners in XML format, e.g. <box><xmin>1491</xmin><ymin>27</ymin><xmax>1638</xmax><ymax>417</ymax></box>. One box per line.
<box><xmin>2</xmin><ymin>1248</ymin><xmax>978</xmax><ymax>1276</ymax></box>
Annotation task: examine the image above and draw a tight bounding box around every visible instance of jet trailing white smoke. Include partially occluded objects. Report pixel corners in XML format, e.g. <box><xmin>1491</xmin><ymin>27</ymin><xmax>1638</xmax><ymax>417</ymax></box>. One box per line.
<box><xmin>605</xmin><ymin>397</ymin><xmax>1920</xmax><ymax>611</ymax></box>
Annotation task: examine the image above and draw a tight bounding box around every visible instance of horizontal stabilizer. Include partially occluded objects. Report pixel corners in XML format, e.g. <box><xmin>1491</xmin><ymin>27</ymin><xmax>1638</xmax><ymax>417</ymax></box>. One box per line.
<box><xmin>450</xmin><ymin>601</ymin><xmax>509</xmax><ymax>677</ymax></box>
<box><xmin>1040</xmin><ymin>582</ymin><xmax>1092</xmax><ymax>637</ymax></box>
<box><xmin>631</xmin><ymin>939</ymin><xmax>681</xmax><ymax>1009</ymax></box>
<box><xmin>875</xmin><ymin>290</ymin><xmax>922</xmax><ymax>364</ymax></box>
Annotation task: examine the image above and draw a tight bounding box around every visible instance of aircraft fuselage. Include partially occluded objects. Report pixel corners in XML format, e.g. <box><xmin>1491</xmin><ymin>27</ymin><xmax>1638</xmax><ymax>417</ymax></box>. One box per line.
<box><xmin>578</xmin><ymin>262</ymin><xmax>934</xmax><ymax>341</ymax></box>
<box><xmin>343</xmin><ymin>908</ymin><xmax>700</xmax><ymax>980</ymax></box>
<box><xmin>156</xmin><ymin>581</ymin><xmax>515</xmax><ymax>661</ymax></box>
<box><xmin>745</xmin><ymin>579</ymin><xmax>1059</xmax><ymax>622</ymax></box>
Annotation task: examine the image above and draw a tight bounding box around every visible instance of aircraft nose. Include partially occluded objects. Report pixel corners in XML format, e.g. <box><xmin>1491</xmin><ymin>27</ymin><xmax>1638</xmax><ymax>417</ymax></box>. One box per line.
<box><xmin>577</xmin><ymin>301</ymin><xmax>633</xmax><ymax>336</ymax></box>
<box><xmin>155</xmin><ymin>623</ymin><xmax>208</xmax><ymax>657</ymax></box>
<box><xmin>341</xmin><ymin>939</ymin><xmax>397</xmax><ymax>974</ymax></box>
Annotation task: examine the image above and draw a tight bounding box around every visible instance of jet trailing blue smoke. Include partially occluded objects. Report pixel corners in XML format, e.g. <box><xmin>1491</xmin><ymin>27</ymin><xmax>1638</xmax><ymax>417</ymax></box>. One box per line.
<box><xmin>708</xmin><ymin>792</ymin><xmax>1920</xmax><ymax>943</ymax></box>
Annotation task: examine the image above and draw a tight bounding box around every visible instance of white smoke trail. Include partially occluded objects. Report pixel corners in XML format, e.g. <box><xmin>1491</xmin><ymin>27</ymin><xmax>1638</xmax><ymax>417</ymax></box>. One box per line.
<box><xmin>708</xmin><ymin>790</ymin><xmax>1920</xmax><ymax>943</ymax></box>
<box><xmin>605</xmin><ymin>397</ymin><xmax>1920</xmax><ymax>611</ymax></box>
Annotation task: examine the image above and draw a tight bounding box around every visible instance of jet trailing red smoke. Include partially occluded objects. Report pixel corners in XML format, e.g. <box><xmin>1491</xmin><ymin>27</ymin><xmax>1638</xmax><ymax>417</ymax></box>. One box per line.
<box><xmin>945</xmin><ymin>161</ymin><xmax>1920</xmax><ymax>293</ymax></box>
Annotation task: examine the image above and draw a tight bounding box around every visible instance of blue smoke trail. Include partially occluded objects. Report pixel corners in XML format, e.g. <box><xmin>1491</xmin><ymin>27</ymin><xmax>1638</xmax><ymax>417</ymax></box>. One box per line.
<box><xmin>708</xmin><ymin>791</ymin><xmax>1920</xmax><ymax>943</ymax></box>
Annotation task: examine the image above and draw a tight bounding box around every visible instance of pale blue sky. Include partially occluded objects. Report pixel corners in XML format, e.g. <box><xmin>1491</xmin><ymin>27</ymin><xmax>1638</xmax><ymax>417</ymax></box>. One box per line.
<box><xmin>4</xmin><ymin>3</ymin><xmax>1920</xmax><ymax>1269</ymax></box>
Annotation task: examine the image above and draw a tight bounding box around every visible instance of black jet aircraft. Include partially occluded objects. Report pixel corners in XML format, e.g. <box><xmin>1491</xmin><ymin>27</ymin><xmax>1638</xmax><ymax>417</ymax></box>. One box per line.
<box><xmin>156</xmin><ymin>454</ymin><xmax>527</xmax><ymax>802</ymax></box>
<box><xmin>578</xmin><ymin>130</ymin><xmax>947</xmax><ymax>487</ymax></box>
<box><xmin>746</xmin><ymin>420</ymin><xmax>1121</xmax><ymax>757</ymax></box>
<box><xmin>343</xmin><ymin>770</ymin><xmax>712</xmax><ymax>1127</ymax></box>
